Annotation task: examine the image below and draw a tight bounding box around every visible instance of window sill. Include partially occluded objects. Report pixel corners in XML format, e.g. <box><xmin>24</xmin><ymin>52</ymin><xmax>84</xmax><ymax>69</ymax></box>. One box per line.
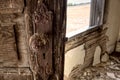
<box><xmin>66</xmin><ymin>25</ymin><xmax>101</xmax><ymax>39</ymax></box>
<box><xmin>66</xmin><ymin>26</ymin><xmax>89</xmax><ymax>38</ymax></box>
<box><xmin>65</xmin><ymin>25</ymin><xmax>106</xmax><ymax>52</ymax></box>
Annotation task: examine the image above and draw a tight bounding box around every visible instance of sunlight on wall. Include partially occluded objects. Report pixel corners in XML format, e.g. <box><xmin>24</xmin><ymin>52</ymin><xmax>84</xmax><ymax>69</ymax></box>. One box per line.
<box><xmin>64</xmin><ymin>44</ymin><xmax>85</xmax><ymax>77</ymax></box>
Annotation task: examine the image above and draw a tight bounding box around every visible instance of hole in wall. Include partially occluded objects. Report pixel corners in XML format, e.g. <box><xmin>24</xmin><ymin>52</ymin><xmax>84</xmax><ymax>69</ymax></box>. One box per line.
<box><xmin>43</xmin><ymin>53</ymin><xmax>46</xmax><ymax>59</ymax></box>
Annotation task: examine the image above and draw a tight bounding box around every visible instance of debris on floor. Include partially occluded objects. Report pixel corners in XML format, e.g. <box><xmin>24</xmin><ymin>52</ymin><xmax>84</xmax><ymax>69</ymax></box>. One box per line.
<box><xmin>68</xmin><ymin>56</ymin><xmax>120</xmax><ymax>80</ymax></box>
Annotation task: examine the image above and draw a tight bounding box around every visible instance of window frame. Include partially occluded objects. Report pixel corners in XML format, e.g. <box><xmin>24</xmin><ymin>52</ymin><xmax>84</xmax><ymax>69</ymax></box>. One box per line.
<box><xmin>66</xmin><ymin>0</ymin><xmax>106</xmax><ymax>38</ymax></box>
<box><xmin>65</xmin><ymin>0</ymin><xmax>106</xmax><ymax>52</ymax></box>
<box><xmin>90</xmin><ymin>0</ymin><xmax>105</xmax><ymax>26</ymax></box>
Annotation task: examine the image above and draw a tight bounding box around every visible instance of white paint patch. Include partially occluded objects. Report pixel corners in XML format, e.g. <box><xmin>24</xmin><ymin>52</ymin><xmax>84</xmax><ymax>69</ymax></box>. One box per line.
<box><xmin>107</xmin><ymin>72</ymin><xmax>116</xmax><ymax>79</ymax></box>
<box><xmin>64</xmin><ymin>44</ymin><xmax>85</xmax><ymax>77</ymax></box>
<box><xmin>93</xmin><ymin>46</ymin><xmax>101</xmax><ymax>66</ymax></box>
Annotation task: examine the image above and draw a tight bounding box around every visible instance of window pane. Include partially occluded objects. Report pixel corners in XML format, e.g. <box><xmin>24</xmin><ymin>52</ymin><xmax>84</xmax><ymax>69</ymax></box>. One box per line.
<box><xmin>66</xmin><ymin>0</ymin><xmax>91</xmax><ymax>37</ymax></box>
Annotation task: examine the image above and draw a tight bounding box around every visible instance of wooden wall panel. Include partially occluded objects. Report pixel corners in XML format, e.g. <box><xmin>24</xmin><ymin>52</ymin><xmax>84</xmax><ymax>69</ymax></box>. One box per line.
<box><xmin>0</xmin><ymin>0</ymin><xmax>33</xmax><ymax>79</ymax></box>
<box><xmin>0</xmin><ymin>0</ymin><xmax>24</xmax><ymax>14</ymax></box>
<box><xmin>0</xmin><ymin>0</ymin><xmax>29</xmax><ymax>67</ymax></box>
<box><xmin>0</xmin><ymin>25</ymin><xmax>18</xmax><ymax>67</ymax></box>
<box><xmin>0</xmin><ymin>68</ymin><xmax>33</xmax><ymax>80</ymax></box>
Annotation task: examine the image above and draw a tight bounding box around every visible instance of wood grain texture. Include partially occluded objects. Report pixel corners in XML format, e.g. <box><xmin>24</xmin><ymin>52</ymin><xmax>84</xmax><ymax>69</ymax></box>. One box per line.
<box><xmin>0</xmin><ymin>0</ymin><xmax>30</xmax><ymax>67</ymax></box>
<box><xmin>0</xmin><ymin>0</ymin><xmax>24</xmax><ymax>14</ymax></box>
<box><xmin>0</xmin><ymin>68</ymin><xmax>33</xmax><ymax>80</ymax></box>
<box><xmin>0</xmin><ymin>0</ymin><xmax>33</xmax><ymax>79</ymax></box>
<box><xmin>46</xmin><ymin>0</ymin><xmax>67</xmax><ymax>80</ymax></box>
<box><xmin>0</xmin><ymin>25</ymin><xmax>18</xmax><ymax>66</ymax></box>
<box><xmin>65</xmin><ymin>27</ymin><xmax>107</xmax><ymax>52</ymax></box>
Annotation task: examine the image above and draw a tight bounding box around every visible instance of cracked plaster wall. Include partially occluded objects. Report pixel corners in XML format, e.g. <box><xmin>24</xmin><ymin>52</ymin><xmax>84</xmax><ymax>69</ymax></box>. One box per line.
<box><xmin>65</xmin><ymin>0</ymin><xmax>120</xmax><ymax>77</ymax></box>
<box><xmin>116</xmin><ymin>23</ymin><xmax>120</xmax><ymax>52</ymax></box>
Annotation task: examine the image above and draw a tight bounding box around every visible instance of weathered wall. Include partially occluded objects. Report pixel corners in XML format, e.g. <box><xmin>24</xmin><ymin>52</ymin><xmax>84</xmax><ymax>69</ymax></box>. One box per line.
<box><xmin>65</xmin><ymin>0</ymin><xmax>120</xmax><ymax>77</ymax></box>
<box><xmin>116</xmin><ymin>27</ymin><xmax>120</xmax><ymax>52</ymax></box>
<box><xmin>65</xmin><ymin>27</ymin><xmax>108</xmax><ymax>77</ymax></box>
<box><xmin>64</xmin><ymin>44</ymin><xmax>85</xmax><ymax>76</ymax></box>
<box><xmin>105</xmin><ymin>0</ymin><xmax>120</xmax><ymax>53</ymax></box>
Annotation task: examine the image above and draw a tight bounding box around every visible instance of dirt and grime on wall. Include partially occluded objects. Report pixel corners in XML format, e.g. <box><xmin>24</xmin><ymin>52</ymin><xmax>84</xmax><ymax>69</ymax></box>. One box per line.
<box><xmin>66</xmin><ymin>55</ymin><xmax>120</xmax><ymax>80</ymax></box>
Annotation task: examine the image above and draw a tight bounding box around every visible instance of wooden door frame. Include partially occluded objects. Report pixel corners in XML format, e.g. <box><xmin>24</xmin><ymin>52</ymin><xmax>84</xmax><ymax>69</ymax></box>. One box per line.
<box><xmin>26</xmin><ymin>0</ymin><xmax>67</xmax><ymax>80</ymax></box>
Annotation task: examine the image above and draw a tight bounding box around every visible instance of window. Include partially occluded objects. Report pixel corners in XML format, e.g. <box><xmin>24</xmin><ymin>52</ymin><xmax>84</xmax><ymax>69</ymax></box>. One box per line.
<box><xmin>64</xmin><ymin>0</ymin><xmax>106</xmax><ymax>79</ymax></box>
<box><xmin>66</xmin><ymin>0</ymin><xmax>105</xmax><ymax>37</ymax></box>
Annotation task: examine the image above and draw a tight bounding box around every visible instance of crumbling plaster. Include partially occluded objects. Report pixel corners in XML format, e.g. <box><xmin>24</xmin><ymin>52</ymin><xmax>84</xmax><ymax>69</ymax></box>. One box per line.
<box><xmin>65</xmin><ymin>0</ymin><xmax>120</xmax><ymax>77</ymax></box>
